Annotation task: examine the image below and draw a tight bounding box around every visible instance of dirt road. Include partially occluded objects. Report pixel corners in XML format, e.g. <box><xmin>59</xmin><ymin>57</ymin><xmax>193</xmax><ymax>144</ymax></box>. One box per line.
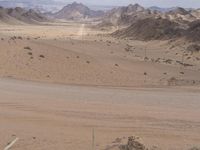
<box><xmin>0</xmin><ymin>78</ymin><xmax>200</xmax><ymax>150</ymax></box>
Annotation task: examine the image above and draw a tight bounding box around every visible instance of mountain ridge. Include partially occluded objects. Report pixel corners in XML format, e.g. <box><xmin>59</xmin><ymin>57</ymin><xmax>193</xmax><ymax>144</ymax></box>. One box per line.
<box><xmin>53</xmin><ymin>2</ymin><xmax>104</xmax><ymax>20</ymax></box>
<box><xmin>0</xmin><ymin>6</ymin><xmax>48</xmax><ymax>24</ymax></box>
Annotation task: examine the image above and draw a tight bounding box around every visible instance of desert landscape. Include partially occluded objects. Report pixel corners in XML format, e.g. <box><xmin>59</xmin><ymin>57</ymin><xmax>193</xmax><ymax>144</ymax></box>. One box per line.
<box><xmin>0</xmin><ymin>1</ymin><xmax>200</xmax><ymax>150</ymax></box>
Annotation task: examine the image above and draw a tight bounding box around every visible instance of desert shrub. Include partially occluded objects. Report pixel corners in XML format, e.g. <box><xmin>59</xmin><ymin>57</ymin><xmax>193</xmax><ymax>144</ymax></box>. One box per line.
<box><xmin>115</xmin><ymin>64</ymin><xmax>119</xmax><ymax>67</ymax></box>
<box><xmin>188</xmin><ymin>147</ymin><xmax>200</xmax><ymax>150</ymax></box>
<box><xmin>187</xmin><ymin>44</ymin><xmax>200</xmax><ymax>53</ymax></box>
<box><xmin>28</xmin><ymin>52</ymin><xmax>32</xmax><ymax>55</ymax></box>
<box><xmin>18</xmin><ymin>36</ymin><xmax>23</xmax><ymax>40</ymax></box>
<box><xmin>24</xmin><ymin>46</ymin><xmax>32</xmax><ymax>50</ymax></box>
<box><xmin>39</xmin><ymin>55</ymin><xmax>45</xmax><ymax>58</ymax></box>
<box><xmin>168</xmin><ymin>77</ymin><xmax>177</xmax><ymax>86</ymax></box>
<box><xmin>119</xmin><ymin>136</ymin><xmax>147</xmax><ymax>150</ymax></box>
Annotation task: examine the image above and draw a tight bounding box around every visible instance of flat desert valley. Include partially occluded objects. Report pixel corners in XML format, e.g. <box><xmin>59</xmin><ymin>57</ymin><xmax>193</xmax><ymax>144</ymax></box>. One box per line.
<box><xmin>0</xmin><ymin>22</ymin><xmax>200</xmax><ymax>150</ymax></box>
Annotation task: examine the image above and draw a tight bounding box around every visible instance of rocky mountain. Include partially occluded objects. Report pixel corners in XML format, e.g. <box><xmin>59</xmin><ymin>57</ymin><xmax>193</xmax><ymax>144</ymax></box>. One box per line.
<box><xmin>162</xmin><ymin>7</ymin><xmax>197</xmax><ymax>23</ymax></box>
<box><xmin>149</xmin><ymin>6</ymin><xmax>177</xmax><ymax>13</ymax></box>
<box><xmin>100</xmin><ymin>4</ymin><xmax>156</xmax><ymax>26</ymax></box>
<box><xmin>112</xmin><ymin>17</ymin><xmax>200</xmax><ymax>42</ymax></box>
<box><xmin>191</xmin><ymin>9</ymin><xmax>200</xmax><ymax>19</ymax></box>
<box><xmin>185</xmin><ymin>20</ymin><xmax>200</xmax><ymax>42</ymax></box>
<box><xmin>99</xmin><ymin>4</ymin><xmax>200</xmax><ymax>28</ymax></box>
<box><xmin>112</xmin><ymin>18</ymin><xmax>183</xmax><ymax>40</ymax></box>
<box><xmin>53</xmin><ymin>2</ymin><xmax>104</xmax><ymax>20</ymax></box>
<box><xmin>0</xmin><ymin>7</ymin><xmax>17</xmax><ymax>24</ymax></box>
<box><xmin>0</xmin><ymin>6</ymin><xmax>48</xmax><ymax>24</ymax></box>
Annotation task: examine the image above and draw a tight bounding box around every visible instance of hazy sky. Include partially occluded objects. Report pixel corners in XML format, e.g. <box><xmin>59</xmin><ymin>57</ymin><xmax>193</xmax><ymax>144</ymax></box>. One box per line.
<box><xmin>56</xmin><ymin>0</ymin><xmax>200</xmax><ymax>8</ymax></box>
<box><xmin>0</xmin><ymin>0</ymin><xmax>200</xmax><ymax>8</ymax></box>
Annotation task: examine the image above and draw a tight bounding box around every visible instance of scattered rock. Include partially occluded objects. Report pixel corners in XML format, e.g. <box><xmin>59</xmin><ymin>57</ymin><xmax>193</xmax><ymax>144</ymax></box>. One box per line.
<box><xmin>119</xmin><ymin>136</ymin><xmax>147</xmax><ymax>150</ymax></box>
<box><xmin>112</xmin><ymin>138</ymin><xmax>122</xmax><ymax>143</ymax></box>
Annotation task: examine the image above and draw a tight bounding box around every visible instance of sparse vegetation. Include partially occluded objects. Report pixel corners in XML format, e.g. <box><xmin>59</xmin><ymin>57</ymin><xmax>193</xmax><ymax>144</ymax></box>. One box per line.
<box><xmin>0</xmin><ymin>3</ymin><xmax>200</xmax><ymax>150</ymax></box>
<box><xmin>115</xmin><ymin>64</ymin><xmax>119</xmax><ymax>67</ymax></box>
<box><xmin>119</xmin><ymin>136</ymin><xmax>147</xmax><ymax>150</ymax></box>
<box><xmin>188</xmin><ymin>147</ymin><xmax>200</xmax><ymax>150</ymax></box>
<box><xmin>39</xmin><ymin>55</ymin><xmax>45</xmax><ymax>58</ymax></box>
<box><xmin>28</xmin><ymin>52</ymin><xmax>32</xmax><ymax>55</ymax></box>
<box><xmin>164</xmin><ymin>59</ymin><xmax>173</xmax><ymax>64</ymax></box>
<box><xmin>168</xmin><ymin>77</ymin><xmax>177</xmax><ymax>86</ymax></box>
<box><xmin>187</xmin><ymin>44</ymin><xmax>200</xmax><ymax>53</ymax></box>
<box><xmin>24</xmin><ymin>46</ymin><xmax>32</xmax><ymax>50</ymax></box>
<box><xmin>18</xmin><ymin>36</ymin><xmax>22</xmax><ymax>40</ymax></box>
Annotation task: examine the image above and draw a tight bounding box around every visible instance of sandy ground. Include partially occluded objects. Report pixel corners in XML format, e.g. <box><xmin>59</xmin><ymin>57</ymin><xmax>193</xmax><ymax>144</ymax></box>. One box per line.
<box><xmin>0</xmin><ymin>22</ymin><xmax>200</xmax><ymax>87</ymax></box>
<box><xmin>0</xmin><ymin>22</ymin><xmax>200</xmax><ymax>150</ymax></box>
<box><xmin>0</xmin><ymin>78</ymin><xmax>200</xmax><ymax>150</ymax></box>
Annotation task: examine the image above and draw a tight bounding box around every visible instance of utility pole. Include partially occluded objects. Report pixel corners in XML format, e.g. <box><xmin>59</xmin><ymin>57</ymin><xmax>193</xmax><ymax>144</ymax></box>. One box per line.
<box><xmin>92</xmin><ymin>128</ymin><xmax>95</xmax><ymax>150</ymax></box>
<box><xmin>179</xmin><ymin>46</ymin><xmax>185</xmax><ymax>70</ymax></box>
<box><xmin>181</xmin><ymin>52</ymin><xmax>184</xmax><ymax>69</ymax></box>
<box><xmin>144</xmin><ymin>46</ymin><xmax>147</xmax><ymax>62</ymax></box>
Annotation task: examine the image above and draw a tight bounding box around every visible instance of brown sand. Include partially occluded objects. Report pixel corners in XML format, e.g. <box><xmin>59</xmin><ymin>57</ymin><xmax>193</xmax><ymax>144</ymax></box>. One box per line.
<box><xmin>0</xmin><ymin>22</ymin><xmax>200</xmax><ymax>150</ymax></box>
<box><xmin>0</xmin><ymin>78</ymin><xmax>200</xmax><ymax>150</ymax></box>
<box><xmin>0</xmin><ymin>22</ymin><xmax>200</xmax><ymax>87</ymax></box>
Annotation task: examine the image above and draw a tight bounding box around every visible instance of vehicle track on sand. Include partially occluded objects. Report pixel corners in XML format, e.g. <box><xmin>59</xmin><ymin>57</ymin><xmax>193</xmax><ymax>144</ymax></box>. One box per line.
<box><xmin>0</xmin><ymin>78</ymin><xmax>200</xmax><ymax>150</ymax></box>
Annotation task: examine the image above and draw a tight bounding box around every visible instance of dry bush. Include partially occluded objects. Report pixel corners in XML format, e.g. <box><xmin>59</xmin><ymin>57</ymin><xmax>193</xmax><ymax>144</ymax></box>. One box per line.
<box><xmin>119</xmin><ymin>136</ymin><xmax>147</xmax><ymax>150</ymax></box>
<box><xmin>18</xmin><ymin>36</ymin><xmax>23</xmax><ymax>40</ymax></box>
<box><xmin>188</xmin><ymin>147</ymin><xmax>200</xmax><ymax>150</ymax></box>
<box><xmin>167</xmin><ymin>77</ymin><xmax>177</xmax><ymax>86</ymax></box>
<box><xmin>24</xmin><ymin>46</ymin><xmax>32</xmax><ymax>50</ymax></box>
<box><xmin>39</xmin><ymin>55</ymin><xmax>45</xmax><ymax>58</ymax></box>
<box><xmin>187</xmin><ymin>44</ymin><xmax>200</xmax><ymax>53</ymax></box>
<box><xmin>28</xmin><ymin>52</ymin><xmax>32</xmax><ymax>55</ymax></box>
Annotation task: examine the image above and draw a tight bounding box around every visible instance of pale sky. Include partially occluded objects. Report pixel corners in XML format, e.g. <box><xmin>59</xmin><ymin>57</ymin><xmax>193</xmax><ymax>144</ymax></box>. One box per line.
<box><xmin>56</xmin><ymin>0</ymin><xmax>200</xmax><ymax>8</ymax></box>
<box><xmin>0</xmin><ymin>0</ymin><xmax>200</xmax><ymax>8</ymax></box>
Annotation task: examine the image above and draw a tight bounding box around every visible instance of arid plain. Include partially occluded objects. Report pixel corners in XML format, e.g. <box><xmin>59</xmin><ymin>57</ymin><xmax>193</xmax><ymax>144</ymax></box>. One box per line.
<box><xmin>0</xmin><ymin>22</ymin><xmax>200</xmax><ymax>150</ymax></box>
